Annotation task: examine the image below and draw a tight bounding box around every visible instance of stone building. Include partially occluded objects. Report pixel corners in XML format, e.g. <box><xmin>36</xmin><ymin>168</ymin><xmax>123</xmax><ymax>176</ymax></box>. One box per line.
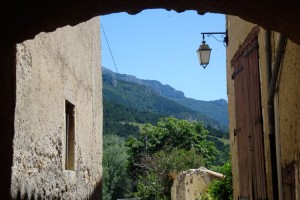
<box><xmin>1</xmin><ymin>1</ymin><xmax>300</xmax><ymax>199</ymax></box>
<box><xmin>171</xmin><ymin>167</ymin><xmax>224</xmax><ymax>200</ymax></box>
<box><xmin>227</xmin><ymin>16</ymin><xmax>300</xmax><ymax>200</ymax></box>
<box><xmin>10</xmin><ymin>17</ymin><xmax>103</xmax><ymax>199</ymax></box>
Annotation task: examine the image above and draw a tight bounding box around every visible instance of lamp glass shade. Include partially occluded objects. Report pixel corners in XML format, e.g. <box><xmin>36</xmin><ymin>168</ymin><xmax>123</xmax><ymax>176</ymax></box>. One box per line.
<box><xmin>197</xmin><ymin>42</ymin><xmax>211</xmax><ymax>68</ymax></box>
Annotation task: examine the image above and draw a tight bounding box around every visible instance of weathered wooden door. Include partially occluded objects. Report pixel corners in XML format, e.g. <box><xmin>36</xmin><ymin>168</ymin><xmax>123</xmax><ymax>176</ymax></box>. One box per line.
<box><xmin>232</xmin><ymin>28</ymin><xmax>267</xmax><ymax>200</ymax></box>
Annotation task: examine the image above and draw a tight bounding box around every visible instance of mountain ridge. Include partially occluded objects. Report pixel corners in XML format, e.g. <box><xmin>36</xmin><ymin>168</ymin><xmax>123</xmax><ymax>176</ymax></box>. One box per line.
<box><xmin>102</xmin><ymin>67</ymin><xmax>228</xmax><ymax>128</ymax></box>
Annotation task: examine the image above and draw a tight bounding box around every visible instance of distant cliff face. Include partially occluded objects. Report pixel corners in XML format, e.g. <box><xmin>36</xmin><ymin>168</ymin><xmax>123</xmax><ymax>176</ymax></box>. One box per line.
<box><xmin>211</xmin><ymin>99</ymin><xmax>228</xmax><ymax>106</ymax></box>
<box><xmin>102</xmin><ymin>67</ymin><xmax>228</xmax><ymax>128</ymax></box>
<box><xmin>102</xmin><ymin>71</ymin><xmax>117</xmax><ymax>87</ymax></box>
<box><xmin>142</xmin><ymin>80</ymin><xmax>185</xmax><ymax>98</ymax></box>
<box><xmin>103</xmin><ymin>67</ymin><xmax>185</xmax><ymax>98</ymax></box>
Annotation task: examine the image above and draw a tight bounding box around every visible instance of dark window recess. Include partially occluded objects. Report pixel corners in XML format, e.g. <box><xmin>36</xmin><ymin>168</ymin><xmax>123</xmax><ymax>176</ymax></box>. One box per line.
<box><xmin>65</xmin><ymin>100</ymin><xmax>75</xmax><ymax>170</ymax></box>
<box><xmin>282</xmin><ymin>162</ymin><xmax>296</xmax><ymax>200</ymax></box>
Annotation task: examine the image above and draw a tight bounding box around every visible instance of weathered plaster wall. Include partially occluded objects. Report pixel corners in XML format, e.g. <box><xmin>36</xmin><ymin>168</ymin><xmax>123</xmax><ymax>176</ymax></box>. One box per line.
<box><xmin>277</xmin><ymin>40</ymin><xmax>300</xmax><ymax>163</ymax></box>
<box><xmin>11</xmin><ymin>17</ymin><xmax>102</xmax><ymax>199</ymax></box>
<box><xmin>276</xmin><ymin>36</ymin><xmax>300</xmax><ymax>199</ymax></box>
<box><xmin>171</xmin><ymin>168</ymin><xmax>223</xmax><ymax>200</ymax></box>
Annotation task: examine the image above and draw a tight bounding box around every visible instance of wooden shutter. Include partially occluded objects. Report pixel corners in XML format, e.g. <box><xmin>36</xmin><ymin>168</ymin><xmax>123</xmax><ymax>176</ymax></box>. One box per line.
<box><xmin>232</xmin><ymin>27</ymin><xmax>267</xmax><ymax>200</ymax></box>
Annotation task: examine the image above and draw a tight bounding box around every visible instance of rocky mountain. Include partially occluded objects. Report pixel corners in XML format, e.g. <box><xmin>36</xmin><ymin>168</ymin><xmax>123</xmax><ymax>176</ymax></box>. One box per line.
<box><xmin>103</xmin><ymin>67</ymin><xmax>184</xmax><ymax>98</ymax></box>
<box><xmin>102</xmin><ymin>67</ymin><xmax>228</xmax><ymax>129</ymax></box>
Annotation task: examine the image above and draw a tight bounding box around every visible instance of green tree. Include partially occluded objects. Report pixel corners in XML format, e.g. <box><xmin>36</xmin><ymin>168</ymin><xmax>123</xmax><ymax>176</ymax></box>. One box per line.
<box><xmin>126</xmin><ymin>117</ymin><xmax>219</xmax><ymax>199</ymax></box>
<box><xmin>103</xmin><ymin>134</ymin><xmax>131</xmax><ymax>200</ymax></box>
<box><xmin>134</xmin><ymin>148</ymin><xmax>204</xmax><ymax>200</ymax></box>
<box><xmin>126</xmin><ymin>117</ymin><xmax>218</xmax><ymax>168</ymax></box>
<box><xmin>208</xmin><ymin>161</ymin><xmax>233</xmax><ymax>200</ymax></box>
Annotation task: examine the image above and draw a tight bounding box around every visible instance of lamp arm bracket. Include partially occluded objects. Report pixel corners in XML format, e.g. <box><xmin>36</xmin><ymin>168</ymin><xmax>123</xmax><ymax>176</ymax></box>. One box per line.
<box><xmin>201</xmin><ymin>30</ymin><xmax>228</xmax><ymax>47</ymax></box>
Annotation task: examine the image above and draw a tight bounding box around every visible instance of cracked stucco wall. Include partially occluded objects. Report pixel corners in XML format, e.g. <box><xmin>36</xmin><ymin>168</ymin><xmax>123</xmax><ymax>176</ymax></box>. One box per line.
<box><xmin>171</xmin><ymin>167</ymin><xmax>221</xmax><ymax>200</ymax></box>
<box><xmin>11</xmin><ymin>17</ymin><xmax>102</xmax><ymax>199</ymax></box>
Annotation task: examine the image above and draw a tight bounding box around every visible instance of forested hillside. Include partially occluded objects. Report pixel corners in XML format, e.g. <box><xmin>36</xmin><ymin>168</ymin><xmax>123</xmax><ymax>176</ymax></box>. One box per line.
<box><xmin>171</xmin><ymin>97</ymin><xmax>228</xmax><ymax>126</ymax></box>
<box><xmin>103</xmin><ymin>100</ymin><xmax>165</xmax><ymax>138</ymax></box>
<box><xmin>103</xmin><ymin>72</ymin><xmax>227</xmax><ymax>132</ymax></box>
<box><xmin>103</xmin><ymin>116</ymin><xmax>231</xmax><ymax>200</ymax></box>
<box><xmin>103</xmin><ymin>67</ymin><xmax>228</xmax><ymax>127</ymax></box>
<box><xmin>102</xmin><ymin>68</ymin><xmax>231</xmax><ymax>200</ymax></box>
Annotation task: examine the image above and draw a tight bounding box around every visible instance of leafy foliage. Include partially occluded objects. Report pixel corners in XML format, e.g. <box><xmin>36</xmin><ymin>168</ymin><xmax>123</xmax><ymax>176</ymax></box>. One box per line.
<box><xmin>135</xmin><ymin>148</ymin><xmax>204</xmax><ymax>200</ymax></box>
<box><xmin>127</xmin><ymin>117</ymin><xmax>218</xmax><ymax>168</ymax></box>
<box><xmin>207</xmin><ymin>136</ymin><xmax>230</xmax><ymax>166</ymax></box>
<box><xmin>102</xmin><ymin>69</ymin><xmax>232</xmax><ymax>199</ymax></box>
<box><xmin>126</xmin><ymin>117</ymin><xmax>220</xmax><ymax>199</ymax></box>
<box><xmin>103</xmin><ymin>135</ymin><xmax>132</xmax><ymax>200</ymax></box>
<box><xmin>208</xmin><ymin>161</ymin><xmax>233</xmax><ymax>200</ymax></box>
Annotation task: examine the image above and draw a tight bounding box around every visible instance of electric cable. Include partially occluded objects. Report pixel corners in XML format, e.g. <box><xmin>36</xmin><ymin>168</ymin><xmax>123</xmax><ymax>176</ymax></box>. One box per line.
<box><xmin>100</xmin><ymin>22</ymin><xmax>137</xmax><ymax>122</ymax></box>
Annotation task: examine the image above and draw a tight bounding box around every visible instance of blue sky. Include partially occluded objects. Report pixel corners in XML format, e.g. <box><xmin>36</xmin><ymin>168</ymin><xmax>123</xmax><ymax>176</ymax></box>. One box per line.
<box><xmin>100</xmin><ymin>9</ymin><xmax>227</xmax><ymax>101</ymax></box>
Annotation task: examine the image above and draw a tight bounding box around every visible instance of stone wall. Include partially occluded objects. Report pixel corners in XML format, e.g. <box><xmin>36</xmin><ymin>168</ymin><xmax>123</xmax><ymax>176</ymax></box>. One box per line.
<box><xmin>227</xmin><ymin>15</ymin><xmax>300</xmax><ymax>199</ymax></box>
<box><xmin>276</xmin><ymin>32</ymin><xmax>300</xmax><ymax>200</ymax></box>
<box><xmin>11</xmin><ymin>17</ymin><xmax>102</xmax><ymax>199</ymax></box>
<box><xmin>171</xmin><ymin>167</ymin><xmax>223</xmax><ymax>200</ymax></box>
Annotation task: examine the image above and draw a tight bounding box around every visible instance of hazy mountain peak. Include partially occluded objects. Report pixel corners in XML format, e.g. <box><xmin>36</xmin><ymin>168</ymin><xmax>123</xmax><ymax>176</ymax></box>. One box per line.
<box><xmin>103</xmin><ymin>67</ymin><xmax>185</xmax><ymax>98</ymax></box>
<box><xmin>102</xmin><ymin>67</ymin><xmax>228</xmax><ymax>127</ymax></box>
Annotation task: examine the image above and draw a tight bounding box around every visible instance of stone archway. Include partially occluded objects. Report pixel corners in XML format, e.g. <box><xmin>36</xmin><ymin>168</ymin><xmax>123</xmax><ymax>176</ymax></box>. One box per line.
<box><xmin>2</xmin><ymin>1</ymin><xmax>300</xmax><ymax>199</ymax></box>
<box><xmin>2</xmin><ymin>1</ymin><xmax>300</xmax><ymax>44</ymax></box>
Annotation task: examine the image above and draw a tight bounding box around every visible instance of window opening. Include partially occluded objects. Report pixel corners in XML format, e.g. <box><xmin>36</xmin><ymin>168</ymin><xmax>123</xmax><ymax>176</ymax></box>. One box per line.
<box><xmin>65</xmin><ymin>100</ymin><xmax>75</xmax><ymax>170</ymax></box>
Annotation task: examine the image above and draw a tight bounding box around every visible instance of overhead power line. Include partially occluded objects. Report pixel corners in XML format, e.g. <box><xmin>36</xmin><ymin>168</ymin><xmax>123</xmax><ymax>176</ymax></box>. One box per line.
<box><xmin>100</xmin><ymin>22</ymin><xmax>137</xmax><ymax>121</ymax></box>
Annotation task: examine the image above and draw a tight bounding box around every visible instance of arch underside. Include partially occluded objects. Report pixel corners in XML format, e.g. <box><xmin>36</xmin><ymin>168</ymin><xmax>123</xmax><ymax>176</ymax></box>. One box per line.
<box><xmin>3</xmin><ymin>0</ymin><xmax>300</xmax><ymax>44</ymax></box>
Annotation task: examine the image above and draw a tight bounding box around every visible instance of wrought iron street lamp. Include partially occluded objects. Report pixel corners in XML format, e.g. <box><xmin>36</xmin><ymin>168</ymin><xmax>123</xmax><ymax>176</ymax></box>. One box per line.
<box><xmin>196</xmin><ymin>30</ymin><xmax>228</xmax><ymax>69</ymax></box>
